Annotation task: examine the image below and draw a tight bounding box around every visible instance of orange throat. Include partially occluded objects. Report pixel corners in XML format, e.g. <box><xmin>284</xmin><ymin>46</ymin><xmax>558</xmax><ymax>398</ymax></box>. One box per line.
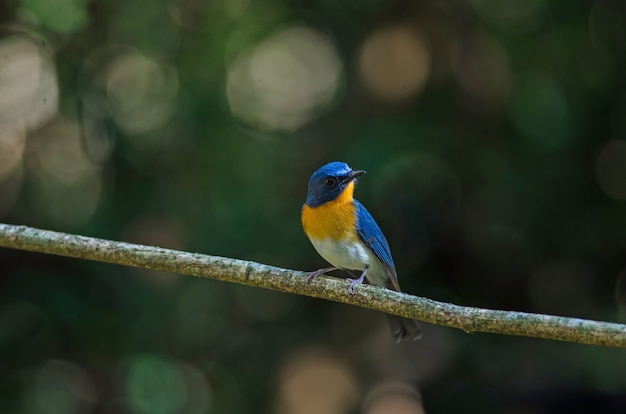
<box><xmin>302</xmin><ymin>181</ymin><xmax>357</xmax><ymax>241</ymax></box>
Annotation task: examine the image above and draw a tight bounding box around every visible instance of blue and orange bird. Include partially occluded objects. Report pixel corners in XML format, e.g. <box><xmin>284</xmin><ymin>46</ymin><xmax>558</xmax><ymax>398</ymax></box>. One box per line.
<box><xmin>301</xmin><ymin>161</ymin><xmax>421</xmax><ymax>342</ymax></box>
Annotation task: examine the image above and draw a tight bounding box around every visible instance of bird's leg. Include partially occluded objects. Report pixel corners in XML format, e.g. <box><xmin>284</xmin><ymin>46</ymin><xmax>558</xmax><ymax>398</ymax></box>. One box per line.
<box><xmin>304</xmin><ymin>267</ymin><xmax>339</xmax><ymax>283</ymax></box>
<box><xmin>347</xmin><ymin>265</ymin><xmax>369</xmax><ymax>295</ymax></box>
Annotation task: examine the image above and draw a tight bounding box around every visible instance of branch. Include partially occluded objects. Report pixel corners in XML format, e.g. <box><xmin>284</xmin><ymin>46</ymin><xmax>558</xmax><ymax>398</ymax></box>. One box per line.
<box><xmin>1</xmin><ymin>223</ymin><xmax>625</xmax><ymax>348</ymax></box>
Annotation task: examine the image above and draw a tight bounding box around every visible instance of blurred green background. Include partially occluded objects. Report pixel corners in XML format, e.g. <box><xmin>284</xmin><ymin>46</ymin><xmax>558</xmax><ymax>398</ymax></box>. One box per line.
<box><xmin>1</xmin><ymin>0</ymin><xmax>626</xmax><ymax>413</ymax></box>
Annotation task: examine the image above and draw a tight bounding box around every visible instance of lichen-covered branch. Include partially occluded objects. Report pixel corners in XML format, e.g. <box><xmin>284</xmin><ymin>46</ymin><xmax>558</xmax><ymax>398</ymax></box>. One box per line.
<box><xmin>1</xmin><ymin>223</ymin><xmax>625</xmax><ymax>348</ymax></box>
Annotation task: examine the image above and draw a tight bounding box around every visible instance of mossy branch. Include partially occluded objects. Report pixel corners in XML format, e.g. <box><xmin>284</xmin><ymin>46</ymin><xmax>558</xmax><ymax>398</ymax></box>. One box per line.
<box><xmin>1</xmin><ymin>223</ymin><xmax>625</xmax><ymax>348</ymax></box>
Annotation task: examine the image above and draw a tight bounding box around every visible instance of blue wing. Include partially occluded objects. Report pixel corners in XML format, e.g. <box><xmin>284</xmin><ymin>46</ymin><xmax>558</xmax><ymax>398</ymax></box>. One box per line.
<box><xmin>354</xmin><ymin>200</ymin><xmax>401</xmax><ymax>290</ymax></box>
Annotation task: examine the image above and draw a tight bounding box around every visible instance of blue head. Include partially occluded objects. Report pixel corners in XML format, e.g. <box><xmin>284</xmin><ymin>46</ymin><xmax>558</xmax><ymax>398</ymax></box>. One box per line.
<box><xmin>305</xmin><ymin>161</ymin><xmax>366</xmax><ymax>207</ymax></box>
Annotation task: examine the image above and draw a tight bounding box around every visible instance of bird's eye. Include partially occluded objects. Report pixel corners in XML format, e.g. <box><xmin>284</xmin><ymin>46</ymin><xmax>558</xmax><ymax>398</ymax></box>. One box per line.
<box><xmin>324</xmin><ymin>177</ymin><xmax>336</xmax><ymax>187</ymax></box>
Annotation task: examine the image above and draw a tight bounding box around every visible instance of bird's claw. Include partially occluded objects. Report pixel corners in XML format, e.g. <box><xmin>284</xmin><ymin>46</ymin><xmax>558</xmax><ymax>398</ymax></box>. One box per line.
<box><xmin>304</xmin><ymin>270</ymin><xmax>323</xmax><ymax>283</ymax></box>
<box><xmin>346</xmin><ymin>265</ymin><xmax>368</xmax><ymax>295</ymax></box>
<box><xmin>346</xmin><ymin>278</ymin><xmax>363</xmax><ymax>295</ymax></box>
<box><xmin>304</xmin><ymin>267</ymin><xmax>338</xmax><ymax>283</ymax></box>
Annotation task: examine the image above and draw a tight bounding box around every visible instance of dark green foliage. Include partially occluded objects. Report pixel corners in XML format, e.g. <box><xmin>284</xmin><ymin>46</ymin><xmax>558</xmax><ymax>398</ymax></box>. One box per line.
<box><xmin>1</xmin><ymin>0</ymin><xmax>626</xmax><ymax>412</ymax></box>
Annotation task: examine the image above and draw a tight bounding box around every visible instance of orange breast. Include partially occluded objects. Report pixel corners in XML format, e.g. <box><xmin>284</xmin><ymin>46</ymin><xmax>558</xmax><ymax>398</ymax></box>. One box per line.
<box><xmin>301</xmin><ymin>182</ymin><xmax>358</xmax><ymax>241</ymax></box>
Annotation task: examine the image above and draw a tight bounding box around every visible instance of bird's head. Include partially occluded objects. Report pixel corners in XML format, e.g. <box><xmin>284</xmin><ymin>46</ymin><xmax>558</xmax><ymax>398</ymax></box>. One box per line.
<box><xmin>305</xmin><ymin>161</ymin><xmax>366</xmax><ymax>207</ymax></box>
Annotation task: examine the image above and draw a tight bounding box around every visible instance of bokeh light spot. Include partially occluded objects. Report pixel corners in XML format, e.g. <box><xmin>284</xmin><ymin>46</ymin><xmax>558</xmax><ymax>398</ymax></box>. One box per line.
<box><xmin>226</xmin><ymin>26</ymin><xmax>343</xmax><ymax>132</ymax></box>
<box><xmin>276</xmin><ymin>348</ymin><xmax>358</xmax><ymax>414</ymax></box>
<box><xmin>0</xmin><ymin>35</ymin><xmax>58</xmax><ymax>130</ymax></box>
<box><xmin>363</xmin><ymin>382</ymin><xmax>424</xmax><ymax>414</ymax></box>
<box><xmin>124</xmin><ymin>354</ymin><xmax>187</xmax><ymax>414</ymax></box>
<box><xmin>106</xmin><ymin>52</ymin><xmax>178</xmax><ymax>136</ymax></box>
<box><xmin>29</xmin><ymin>118</ymin><xmax>102</xmax><ymax>225</ymax></box>
<box><xmin>594</xmin><ymin>139</ymin><xmax>626</xmax><ymax>200</ymax></box>
<box><xmin>358</xmin><ymin>24</ymin><xmax>431</xmax><ymax>103</ymax></box>
<box><xmin>22</xmin><ymin>359</ymin><xmax>97</xmax><ymax>414</ymax></box>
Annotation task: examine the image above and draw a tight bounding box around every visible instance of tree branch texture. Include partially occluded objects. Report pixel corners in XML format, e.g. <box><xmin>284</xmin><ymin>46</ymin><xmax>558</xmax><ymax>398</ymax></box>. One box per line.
<box><xmin>1</xmin><ymin>223</ymin><xmax>625</xmax><ymax>348</ymax></box>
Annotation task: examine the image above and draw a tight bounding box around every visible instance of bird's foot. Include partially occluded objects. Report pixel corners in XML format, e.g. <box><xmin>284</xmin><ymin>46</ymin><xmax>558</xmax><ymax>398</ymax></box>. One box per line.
<box><xmin>304</xmin><ymin>267</ymin><xmax>338</xmax><ymax>283</ymax></box>
<box><xmin>346</xmin><ymin>265</ymin><xmax>369</xmax><ymax>295</ymax></box>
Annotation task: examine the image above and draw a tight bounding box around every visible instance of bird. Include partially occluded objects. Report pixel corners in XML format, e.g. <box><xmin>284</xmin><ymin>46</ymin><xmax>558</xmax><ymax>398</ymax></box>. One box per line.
<box><xmin>301</xmin><ymin>161</ymin><xmax>421</xmax><ymax>342</ymax></box>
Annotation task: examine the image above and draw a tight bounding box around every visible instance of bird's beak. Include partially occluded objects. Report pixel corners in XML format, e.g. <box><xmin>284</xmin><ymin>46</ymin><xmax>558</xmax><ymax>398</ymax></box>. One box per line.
<box><xmin>344</xmin><ymin>170</ymin><xmax>366</xmax><ymax>183</ymax></box>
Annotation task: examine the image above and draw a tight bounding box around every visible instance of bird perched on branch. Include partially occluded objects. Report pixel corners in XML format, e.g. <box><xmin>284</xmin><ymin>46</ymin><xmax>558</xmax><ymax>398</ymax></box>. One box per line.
<box><xmin>301</xmin><ymin>161</ymin><xmax>421</xmax><ymax>342</ymax></box>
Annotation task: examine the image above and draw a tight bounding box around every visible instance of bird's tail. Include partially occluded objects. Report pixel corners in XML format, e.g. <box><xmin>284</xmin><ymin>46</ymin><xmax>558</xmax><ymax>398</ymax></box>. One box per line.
<box><xmin>386</xmin><ymin>314</ymin><xmax>422</xmax><ymax>342</ymax></box>
<box><xmin>384</xmin><ymin>279</ymin><xmax>422</xmax><ymax>342</ymax></box>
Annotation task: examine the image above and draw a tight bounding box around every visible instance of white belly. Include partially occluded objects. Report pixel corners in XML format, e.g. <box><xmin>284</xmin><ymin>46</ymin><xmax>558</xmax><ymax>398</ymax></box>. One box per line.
<box><xmin>309</xmin><ymin>237</ymin><xmax>389</xmax><ymax>286</ymax></box>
